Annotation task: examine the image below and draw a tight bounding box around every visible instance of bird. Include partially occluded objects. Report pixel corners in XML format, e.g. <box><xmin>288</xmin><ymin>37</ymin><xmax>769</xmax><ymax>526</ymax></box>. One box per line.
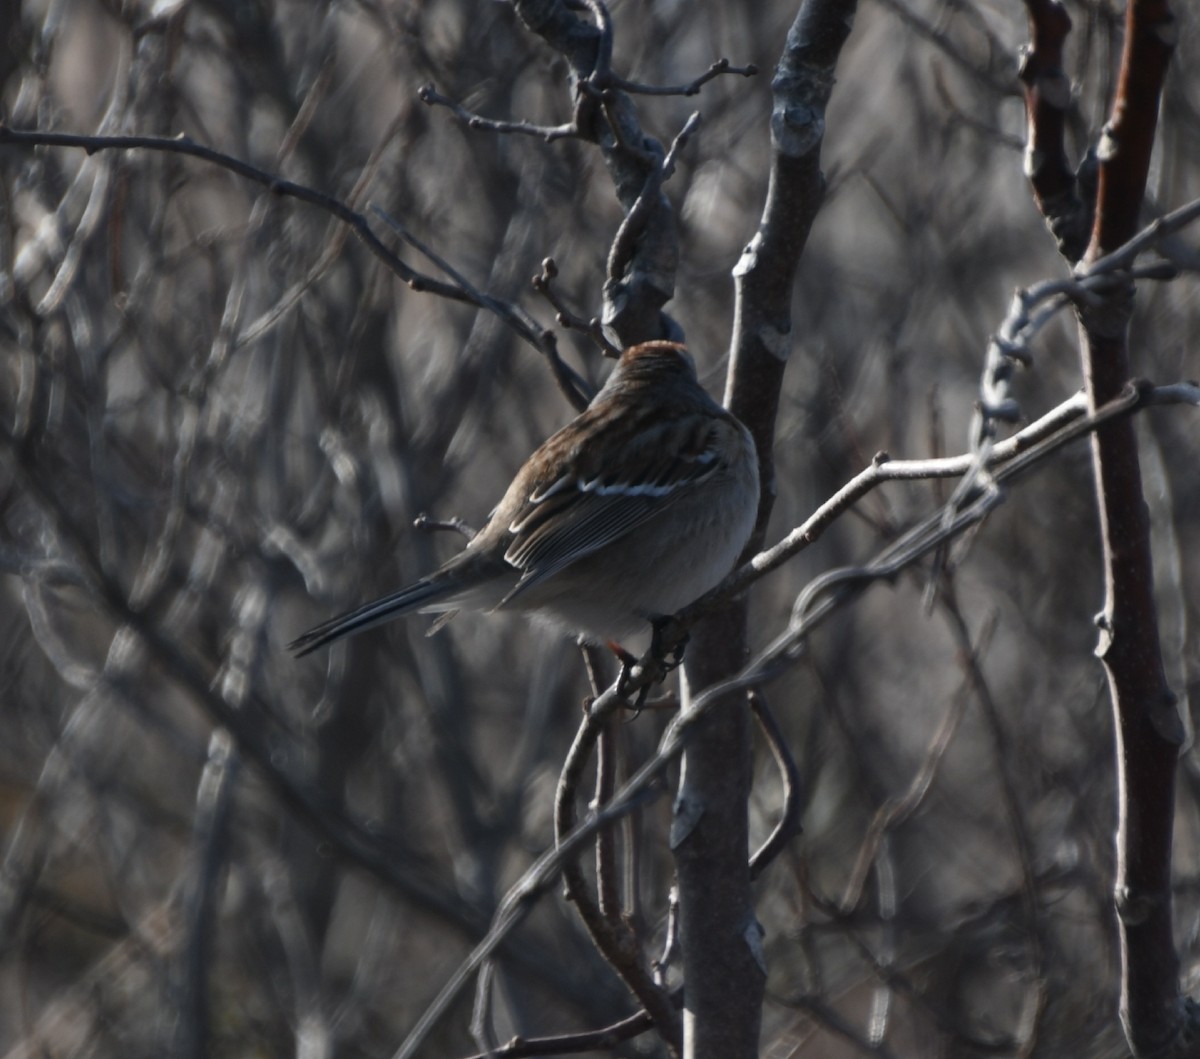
<box><xmin>289</xmin><ymin>340</ymin><xmax>760</xmax><ymax>657</ymax></box>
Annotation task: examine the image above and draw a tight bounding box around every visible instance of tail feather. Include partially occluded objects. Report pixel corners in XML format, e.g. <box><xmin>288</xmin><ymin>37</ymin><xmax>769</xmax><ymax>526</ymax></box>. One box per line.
<box><xmin>289</xmin><ymin>577</ymin><xmax>451</xmax><ymax>657</ymax></box>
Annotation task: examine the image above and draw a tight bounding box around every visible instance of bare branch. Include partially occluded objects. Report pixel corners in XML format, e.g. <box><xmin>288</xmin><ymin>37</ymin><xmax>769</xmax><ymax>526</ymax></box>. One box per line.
<box><xmin>553</xmin><ymin>702</ymin><xmax>681</xmax><ymax>1052</ymax></box>
<box><xmin>511</xmin><ymin>0</ymin><xmax>682</xmax><ymax>344</ymax></box>
<box><xmin>610</xmin><ymin>58</ymin><xmax>758</xmax><ymax>97</ymax></box>
<box><xmin>317</xmin><ymin>377</ymin><xmax>1199</xmax><ymax>1059</ymax></box>
<box><xmin>0</xmin><ymin>124</ymin><xmax>592</xmax><ymax>409</ymax></box>
<box><xmin>531</xmin><ymin>257</ymin><xmax>620</xmax><ymax>360</ymax></box>
<box><xmin>418</xmin><ymin>83</ymin><xmax>580</xmax><ymax>142</ymax></box>
<box><xmin>413</xmin><ymin>513</ymin><xmax>479</xmax><ymax>540</ymax></box>
<box><xmin>1019</xmin><ymin>0</ymin><xmax>1089</xmax><ymax>259</ymax></box>
<box><xmin>457</xmin><ymin>1008</ymin><xmax>655</xmax><ymax>1058</ymax></box>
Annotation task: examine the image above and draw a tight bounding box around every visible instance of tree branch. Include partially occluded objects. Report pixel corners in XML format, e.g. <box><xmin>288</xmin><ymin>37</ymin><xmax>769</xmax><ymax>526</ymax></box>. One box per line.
<box><xmin>1021</xmin><ymin>0</ymin><xmax>1194</xmax><ymax>1051</ymax></box>
<box><xmin>1019</xmin><ymin>0</ymin><xmax>1090</xmax><ymax>259</ymax></box>
<box><xmin>377</xmin><ymin>378</ymin><xmax>1197</xmax><ymax>1059</ymax></box>
<box><xmin>675</xmin><ymin>3</ymin><xmax>859</xmax><ymax>1054</ymax></box>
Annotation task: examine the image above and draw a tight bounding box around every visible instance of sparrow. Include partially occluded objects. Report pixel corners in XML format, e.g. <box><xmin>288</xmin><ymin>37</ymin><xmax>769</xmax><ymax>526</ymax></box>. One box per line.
<box><xmin>289</xmin><ymin>341</ymin><xmax>760</xmax><ymax>656</ymax></box>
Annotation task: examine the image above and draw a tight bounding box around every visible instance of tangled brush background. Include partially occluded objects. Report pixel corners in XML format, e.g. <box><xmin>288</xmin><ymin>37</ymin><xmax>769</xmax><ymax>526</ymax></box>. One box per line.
<box><xmin>0</xmin><ymin>1</ymin><xmax>1198</xmax><ymax>1056</ymax></box>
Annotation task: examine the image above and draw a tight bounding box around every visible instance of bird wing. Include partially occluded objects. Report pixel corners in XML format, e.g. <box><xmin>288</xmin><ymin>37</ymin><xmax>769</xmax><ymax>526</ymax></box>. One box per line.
<box><xmin>499</xmin><ymin>410</ymin><xmax>725</xmax><ymax>604</ymax></box>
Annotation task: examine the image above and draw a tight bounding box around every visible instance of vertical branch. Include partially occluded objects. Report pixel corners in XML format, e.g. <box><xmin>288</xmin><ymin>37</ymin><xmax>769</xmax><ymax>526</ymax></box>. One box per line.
<box><xmin>595</xmin><ymin>720</ymin><xmax>621</xmax><ymax>920</ymax></box>
<box><xmin>1023</xmin><ymin>0</ymin><xmax>1190</xmax><ymax>1054</ymax></box>
<box><xmin>554</xmin><ymin>706</ymin><xmax>682</xmax><ymax>1053</ymax></box>
<box><xmin>1078</xmin><ymin>3</ymin><xmax>1186</xmax><ymax>1053</ymax></box>
<box><xmin>727</xmin><ymin>0</ymin><xmax>859</xmax><ymax>547</ymax></box>
<box><xmin>1087</xmin><ymin>0</ymin><xmax>1175</xmax><ymax>258</ymax></box>
<box><xmin>171</xmin><ymin>730</ymin><xmax>239</xmax><ymax>1059</ymax></box>
<box><xmin>675</xmin><ymin>2</ymin><xmax>858</xmax><ymax>1058</ymax></box>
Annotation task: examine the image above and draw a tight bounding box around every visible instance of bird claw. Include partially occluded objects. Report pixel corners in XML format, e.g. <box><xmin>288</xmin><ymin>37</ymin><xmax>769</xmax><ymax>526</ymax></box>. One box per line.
<box><xmin>610</xmin><ymin>646</ymin><xmax>652</xmax><ymax>715</ymax></box>
<box><xmin>650</xmin><ymin>615</ymin><xmax>689</xmax><ymax>672</ymax></box>
<box><xmin>608</xmin><ymin>618</ymin><xmax>689</xmax><ymax>715</ymax></box>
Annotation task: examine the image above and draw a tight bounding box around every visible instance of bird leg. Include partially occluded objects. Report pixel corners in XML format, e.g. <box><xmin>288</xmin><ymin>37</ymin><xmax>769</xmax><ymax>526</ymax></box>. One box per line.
<box><xmin>607</xmin><ymin>616</ymin><xmax>690</xmax><ymax>713</ymax></box>
<box><xmin>608</xmin><ymin>641</ymin><xmax>645</xmax><ymax>706</ymax></box>
<box><xmin>649</xmin><ymin>615</ymin><xmax>689</xmax><ymax>672</ymax></box>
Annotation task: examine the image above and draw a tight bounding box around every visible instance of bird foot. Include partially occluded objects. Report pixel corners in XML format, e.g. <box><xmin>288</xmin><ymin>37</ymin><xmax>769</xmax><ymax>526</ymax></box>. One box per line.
<box><xmin>608</xmin><ymin>642</ymin><xmax>649</xmax><ymax>712</ymax></box>
<box><xmin>649</xmin><ymin>615</ymin><xmax>689</xmax><ymax>672</ymax></box>
<box><xmin>607</xmin><ymin>617</ymin><xmax>689</xmax><ymax>714</ymax></box>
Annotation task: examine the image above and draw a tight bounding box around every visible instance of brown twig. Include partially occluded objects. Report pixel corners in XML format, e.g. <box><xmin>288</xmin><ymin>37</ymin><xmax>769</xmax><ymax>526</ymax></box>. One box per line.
<box><xmin>1087</xmin><ymin>1</ymin><xmax>1175</xmax><ymax>260</ymax></box>
<box><xmin>531</xmin><ymin>258</ymin><xmax>620</xmax><ymax>360</ymax></box>
<box><xmin>1076</xmin><ymin>0</ymin><xmax>1190</xmax><ymax>1049</ymax></box>
<box><xmin>1021</xmin><ymin>0</ymin><xmax>1193</xmax><ymax>1051</ymax></box>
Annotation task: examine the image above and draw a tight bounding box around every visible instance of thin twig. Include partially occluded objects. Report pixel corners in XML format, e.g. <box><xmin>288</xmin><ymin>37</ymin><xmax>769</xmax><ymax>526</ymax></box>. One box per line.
<box><xmin>457</xmin><ymin>1008</ymin><xmax>656</xmax><ymax>1058</ymax></box>
<box><xmin>781</xmin><ymin>992</ymin><xmax>904</xmax><ymax>1059</ymax></box>
<box><xmin>418</xmin><ymin>84</ymin><xmax>580</xmax><ymax>142</ymax></box>
<box><xmin>171</xmin><ymin>730</ymin><xmax>239</xmax><ymax>1059</ymax></box>
<box><xmin>938</xmin><ymin>587</ymin><xmax>1046</xmax><ymax>1056</ymax></box>
<box><xmin>531</xmin><ymin>258</ymin><xmax>620</xmax><ymax>360</ymax></box>
<box><xmin>372</xmin><ymin>206</ymin><xmax>592</xmax><ymax>409</ymax></box>
<box><xmin>838</xmin><ymin>612</ymin><xmax>997</xmax><ymax>913</ymax></box>
<box><xmin>413</xmin><ymin>513</ymin><xmax>478</xmax><ymax>541</ymax></box>
<box><xmin>610</xmin><ymin>58</ymin><xmax>758</xmax><ymax>97</ymax></box>
<box><xmin>654</xmin><ymin>887</ymin><xmax>680</xmax><ymax>988</ymax></box>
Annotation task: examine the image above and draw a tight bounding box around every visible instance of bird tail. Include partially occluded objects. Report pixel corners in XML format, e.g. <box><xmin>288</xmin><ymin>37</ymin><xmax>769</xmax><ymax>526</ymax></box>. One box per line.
<box><xmin>288</xmin><ymin>577</ymin><xmax>453</xmax><ymax>657</ymax></box>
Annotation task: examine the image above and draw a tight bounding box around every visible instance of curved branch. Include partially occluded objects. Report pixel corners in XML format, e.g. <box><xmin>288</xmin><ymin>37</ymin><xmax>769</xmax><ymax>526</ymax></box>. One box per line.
<box><xmin>554</xmin><ymin>704</ymin><xmax>681</xmax><ymax>1052</ymax></box>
